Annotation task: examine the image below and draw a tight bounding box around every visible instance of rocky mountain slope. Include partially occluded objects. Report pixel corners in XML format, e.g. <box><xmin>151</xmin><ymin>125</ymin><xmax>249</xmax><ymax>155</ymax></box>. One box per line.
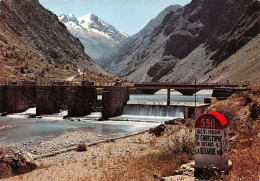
<box><xmin>131</xmin><ymin>5</ymin><xmax>182</xmax><ymax>41</ymax></box>
<box><xmin>59</xmin><ymin>13</ymin><xmax>128</xmax><ymax>61</ymax></box>
<box><xmin>103</xmin><ymin>0</ymin><xmax>260</xmax><ymax>83</ymax></box>
<box><xmin>0</xmin><ymin>0</ymin><xmax>106</xmax><ymax>81</ymax></box>
<box><xmin>98</xmin><ymin>5</ymin><xmax>181</xmax><ymax>68</ymax></box>
<box><xmin>200</xmin><ymin>33</ymin><xmax>260</xmax><ymax>84</ymax></box>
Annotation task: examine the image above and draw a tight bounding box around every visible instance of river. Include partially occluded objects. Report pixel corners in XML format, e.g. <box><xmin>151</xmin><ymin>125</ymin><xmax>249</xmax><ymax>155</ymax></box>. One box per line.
<box><xmin>0</xmin><ymin>90</ymin><xmax>212</xmax><ymax>147</ymax></box>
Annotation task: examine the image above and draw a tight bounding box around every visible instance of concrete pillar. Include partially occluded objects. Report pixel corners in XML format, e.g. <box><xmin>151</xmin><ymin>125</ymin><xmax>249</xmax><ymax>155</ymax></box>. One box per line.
<box><xmin>167</xmin><ymin>88</ymin><xmax>171</xmax><ymax>106</ymax></box>
<box><xmin>36</xmin><ymin>86</ymin><xmax>66</xmax><ymax>115</ymax></box>
<box><xmin>5</xmin><ymin>86</ymin><xmax>35</xmax><ymax>113</ymax></box>
<box><xmin>68</xmin><ymin>87</ymin><xmax>97</xmax><ymax>117</ymax></box>
<box><xmin>0</xmin><ymin>86</ymin><xmax>7</xmax><ymax>113</ymax></box>
<box><xmin>102</xmin><ymin>87</ymin><xmax>129</xmax><ymax>120</ymax></box>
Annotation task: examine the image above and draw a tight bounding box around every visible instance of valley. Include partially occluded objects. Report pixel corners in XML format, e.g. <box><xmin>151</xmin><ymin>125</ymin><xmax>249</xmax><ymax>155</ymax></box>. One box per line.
<box><xmin>0</xmin><ymin>0</ymin><xmax>259</xmax><ymax>180</ymax></box>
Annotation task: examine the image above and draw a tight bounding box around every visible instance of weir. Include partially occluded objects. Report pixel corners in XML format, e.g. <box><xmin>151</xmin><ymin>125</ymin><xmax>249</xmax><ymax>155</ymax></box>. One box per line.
<box><xmin>0</xmin><ymin>82</ymin><xmax>249</xmax><ymax>118</ymax></box>
<box><xmin>122</xmin><ymin>104</ymin><xmax>184</xmax><ymax>118</ymax></box>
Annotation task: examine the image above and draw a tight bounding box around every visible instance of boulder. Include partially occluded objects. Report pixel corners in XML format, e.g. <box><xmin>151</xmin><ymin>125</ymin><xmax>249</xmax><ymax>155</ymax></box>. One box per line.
<box><xmin>149</xmin><ymin>124</ymin><xmax>166</xmax><ymax>137</ymax></box>
<box><xmin>0</xmin><ymin>146</ymin><xmax>37</xmax><ymax>179</ymax></box>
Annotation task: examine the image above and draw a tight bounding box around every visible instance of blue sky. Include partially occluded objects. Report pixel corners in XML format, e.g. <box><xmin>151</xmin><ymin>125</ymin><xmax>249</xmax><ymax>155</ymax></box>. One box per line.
<box><xmin>39</xmin><ymin>0</ymin><xmax>191</xmax><ymax>36</ymax></box>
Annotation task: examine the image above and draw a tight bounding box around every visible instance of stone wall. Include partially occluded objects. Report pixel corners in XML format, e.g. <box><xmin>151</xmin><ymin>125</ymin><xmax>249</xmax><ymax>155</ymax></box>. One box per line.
<box><xmin>102</xmin><ymin>87</ymin><xmax>129</xmax><ymax>119</ymax></box>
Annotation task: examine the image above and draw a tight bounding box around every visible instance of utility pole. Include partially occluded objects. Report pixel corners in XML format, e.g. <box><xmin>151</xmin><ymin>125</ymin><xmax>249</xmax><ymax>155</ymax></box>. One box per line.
<box><xmin>82</xmin><ymin>68</ymin><xmax>86</xmax><ymax>86</ymax></box>
<box><xmin>167</xmin><ymin>88</ymin><xmax>171</xmax><ymax>106</ymax></box>
<box><xmin>83</xmin><ymin>68</ymin><xmax>86</xmax><ymax>82</ymax></box>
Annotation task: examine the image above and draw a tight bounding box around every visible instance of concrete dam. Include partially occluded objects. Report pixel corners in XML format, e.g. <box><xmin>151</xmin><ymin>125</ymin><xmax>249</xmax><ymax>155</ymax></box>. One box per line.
<box><xmin>0</xmin><ymin>81</ymin><xmax>250</xmax><ymax>119</ymax></box>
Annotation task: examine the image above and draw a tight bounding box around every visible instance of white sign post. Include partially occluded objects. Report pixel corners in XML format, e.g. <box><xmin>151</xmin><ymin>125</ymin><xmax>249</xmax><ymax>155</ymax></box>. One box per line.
<box><xmin>194</xmin><ymin>112</ymin><xmax>229</xmax><ymax>170</ymax></box>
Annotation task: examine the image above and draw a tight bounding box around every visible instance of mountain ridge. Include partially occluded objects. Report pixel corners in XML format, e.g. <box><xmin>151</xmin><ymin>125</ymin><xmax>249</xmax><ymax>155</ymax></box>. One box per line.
<box><xmin>102</xmin><ymin>0</ymin><xmax>260</xmax><ymax>83</ymax></box>
<box><xmin>97</xmin><ymin>4</ymin><xmax>182</xmax><ymax>69</ymax></box>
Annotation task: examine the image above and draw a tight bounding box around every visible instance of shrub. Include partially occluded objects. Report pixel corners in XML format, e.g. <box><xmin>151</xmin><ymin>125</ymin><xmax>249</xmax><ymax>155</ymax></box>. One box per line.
<box><xmin>249</xmin><ymin>100</ymin><xmax>260</xmax><ymax>120</ymax></box>
<box><xmin>226</xmin><ymin>123</ymin><xmax>260</xmax><ymax>181</ymax></box>
<box><xmin>172</xmin><ymin>128</ymin><xmax>194</xmax><ymax>159</ymax></box>
<box><xmin>76</xmin><ymin>144</ymin><xmax>87</xmax><ymax>152</ymax></box>
<box><xmin>205</xmin><ymin>100</ymin><xmax>238</xmax><ymax>122</ymax></box>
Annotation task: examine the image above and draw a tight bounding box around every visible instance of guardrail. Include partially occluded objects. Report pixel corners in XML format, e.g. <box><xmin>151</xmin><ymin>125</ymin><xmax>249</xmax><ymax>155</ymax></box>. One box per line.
<box><xmin>0</xmin><ymin>81</ymin><xmax>124</xmax><ymax>87</ymax></box>
<box><xmin>0</xmin><ymin>80</ymin><xmax>258</xmax><ymax>87</ymax></box>
<box><xmin>134</xmin><ymin>81</ymin><xmax>259</xmax><ymax>86</ymax></box>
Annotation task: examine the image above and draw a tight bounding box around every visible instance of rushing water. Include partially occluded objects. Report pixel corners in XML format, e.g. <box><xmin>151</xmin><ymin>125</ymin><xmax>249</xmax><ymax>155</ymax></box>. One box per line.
<box><xmin>0</xmin><ymin>90</ymin><xmax>212</xmax><ymax>147</ymax></box>
<box><xmin>122</xmin><ymin>105</ymin><xmax>184</xmax><ymax>117</ymax></box>
<box><xmin>110</xmin><ymin>89</ymin><xmax>212</xmax><ymax>122</ymax></box>
<box><xmin>0</xmin><ymin>116</ymin><xmax>157</xmax><ymax>147</ymax></box>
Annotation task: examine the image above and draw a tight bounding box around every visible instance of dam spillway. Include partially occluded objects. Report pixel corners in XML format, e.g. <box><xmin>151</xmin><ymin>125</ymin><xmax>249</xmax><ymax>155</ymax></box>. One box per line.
<box><xmin>122</xmin><ymin>104</ymin><xmax>184</xmax><ymax>118</ymax></box>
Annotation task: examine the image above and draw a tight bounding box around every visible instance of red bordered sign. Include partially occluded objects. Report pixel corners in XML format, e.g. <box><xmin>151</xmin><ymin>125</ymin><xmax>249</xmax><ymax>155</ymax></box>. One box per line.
<box><xmin>195</xmin><ymin>112</ymin><xmax>228</xmax><ymax>130</ymax></box>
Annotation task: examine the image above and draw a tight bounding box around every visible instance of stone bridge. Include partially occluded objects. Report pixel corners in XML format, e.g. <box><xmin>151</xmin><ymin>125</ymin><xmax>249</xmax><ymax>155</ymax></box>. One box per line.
<box><xmin>132</xmin><ymin>82</ymin><xmax>251</xmax><ymax>105</ymax></box>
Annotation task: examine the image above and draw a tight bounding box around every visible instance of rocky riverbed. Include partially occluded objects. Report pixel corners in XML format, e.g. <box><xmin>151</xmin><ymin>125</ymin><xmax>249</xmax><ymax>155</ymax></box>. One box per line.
<box><xmin>0</xmin><ymin>125</ymin><xmax>16</xmax><ymax>131</ymax></box>
<box><xmin>4</xmin><ymin>121</ymin><xmax>193</xmax><ymax>181</ymax></box>
<box><xmin>20</xmin><ymin>129</ymin><xmax>110</xmax><ymax>159</ymax></box>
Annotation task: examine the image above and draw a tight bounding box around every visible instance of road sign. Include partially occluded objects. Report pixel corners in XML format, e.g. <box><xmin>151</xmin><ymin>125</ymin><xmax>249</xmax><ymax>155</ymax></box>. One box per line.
<box><xmin>194</xmin><ymin>112</ymin><xmax>229</xmax><ymax>169</ymax></box>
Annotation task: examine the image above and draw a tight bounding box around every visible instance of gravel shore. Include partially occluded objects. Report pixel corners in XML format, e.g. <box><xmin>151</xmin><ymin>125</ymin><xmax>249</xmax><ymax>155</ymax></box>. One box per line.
<box><xmin>20</xmin><ymin>129</ymin><xmax>108</xmax><ymax>159</ymax></box>
<box><xmin>20</xmin><ymin>128</ymin><xmax>149</xmax><ymax>160</ymax></box>
<box><xmin>5</xmin><ymin>123</ymin><xmax>193</xmax><ymax>181</ymax></box>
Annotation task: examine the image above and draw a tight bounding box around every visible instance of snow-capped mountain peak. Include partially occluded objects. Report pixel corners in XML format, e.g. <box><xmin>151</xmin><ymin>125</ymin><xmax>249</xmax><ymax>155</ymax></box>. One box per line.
<box><xmin>67</xmin><ymin>14</ymin><xmax>78</xmax><ymax>23</ymax></box>
<box><xmin>78</xmin><ymin>13</ymin><xmax>94</xmax><ymax>27</ymax></box>
<box><xmin>60</xmin><ymin>13</ymin><xmax>128</xmax><ymax>41</ymax></box>
<box><xmin>58</xmin><ymin>14</ymin><xmax>68</xmax><ymax>23</ymax></box>
<box><xmin>58</xmin><ymin>13</ymin><xmax>128</xmax><ymax>60</ymax></box>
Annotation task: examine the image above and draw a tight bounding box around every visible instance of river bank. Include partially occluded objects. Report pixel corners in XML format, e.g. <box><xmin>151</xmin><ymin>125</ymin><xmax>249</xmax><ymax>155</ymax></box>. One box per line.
<box><xmin>20</xmin><ymin>126</ymin><xmax>157</xmax><ymax>160</ymax></box>
<box><xmin>5</xmin><ymin>119</ymin><xmax>194</xmax><ymax>181</ymax></box>
<box><xmin>2</xmin><ymin>89</ymin><xmax>259</xmax><ymax>180</ymax></box>
<box><xmin>20</xmin><ymin>129</ymin><xmax>109</xmax><ymax>159</ymax></box>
